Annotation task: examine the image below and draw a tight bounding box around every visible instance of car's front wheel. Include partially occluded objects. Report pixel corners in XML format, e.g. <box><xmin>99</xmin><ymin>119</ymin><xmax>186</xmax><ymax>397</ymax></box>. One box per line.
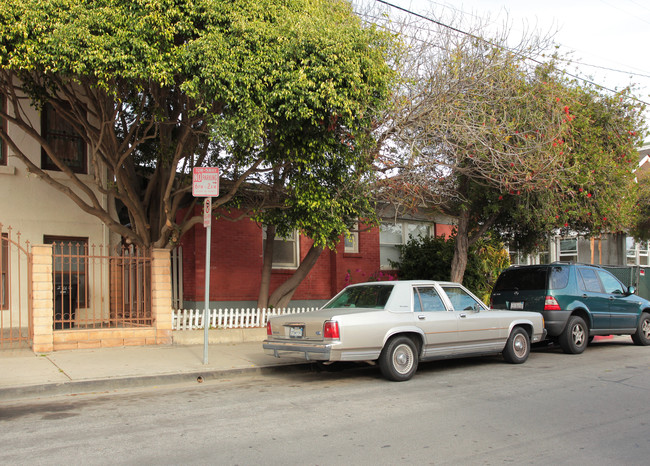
<box><xmin>631</xmin><ymin>312</ymin><xmax>650</xmax><ymax>346</ymax></box>
<box><xmin>559</xmin><ymin>315</ymin><xmax>588</xmax><ymax>354</ymax></box>
<box><xmin>379</xmin><ymin>336</ymin><xmax>418</xmax><ymax>382</ymax></box>
<box><xmin>502</xmin><ymin>327</ymin><xmax>530</xmax><ymax>364</ymax></box>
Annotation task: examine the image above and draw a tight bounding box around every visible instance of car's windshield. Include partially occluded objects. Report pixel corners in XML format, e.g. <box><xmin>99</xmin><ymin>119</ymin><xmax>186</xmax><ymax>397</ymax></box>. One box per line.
<box><xmin>323</xmin><ymin>285</ymin><xmax>394</xmax><ymax>309</ymax></box>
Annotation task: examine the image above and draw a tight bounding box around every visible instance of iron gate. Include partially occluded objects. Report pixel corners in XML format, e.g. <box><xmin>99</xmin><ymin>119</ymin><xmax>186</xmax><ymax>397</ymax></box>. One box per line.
<box><xmin>0</xmin><ymin>223</ymin><xmax>32</xmax><ymax>348</ymax></box>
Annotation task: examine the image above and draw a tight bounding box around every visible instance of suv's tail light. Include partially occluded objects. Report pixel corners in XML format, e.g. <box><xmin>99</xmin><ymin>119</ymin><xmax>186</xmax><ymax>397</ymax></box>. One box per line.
<box><xmin>323</xmin><ymin>321</ymin><xmax>340</xmax><ymax>339</ymax></box>
<box><xmin>266</xmin><ymin>320</ymin><xmax>272</xmax><ymax>336</ymax></box>
<box><xmin>544</xmin><ymin>296</ymin><xmax>561</xmax><ymax>311</ymax></box>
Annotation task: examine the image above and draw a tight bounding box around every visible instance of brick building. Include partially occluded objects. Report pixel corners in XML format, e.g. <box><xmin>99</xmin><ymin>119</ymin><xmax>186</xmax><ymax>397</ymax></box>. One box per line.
<box><xmin>178</xmin><ymin>205</ymin><xmax>455</xmax><ymax>309</ymax></box>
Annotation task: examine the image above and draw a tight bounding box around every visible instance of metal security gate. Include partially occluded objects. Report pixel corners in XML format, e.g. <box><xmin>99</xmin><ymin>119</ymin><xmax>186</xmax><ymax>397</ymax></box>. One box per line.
<box><xmin>50</xmin><ymin>242</ymin><xmax>153</xmax><ymax>330</ymax></box>
<box><xmin>0</xmin><ymin>224</ymin><xmax>32</xmax><ymax>348</ymax></box>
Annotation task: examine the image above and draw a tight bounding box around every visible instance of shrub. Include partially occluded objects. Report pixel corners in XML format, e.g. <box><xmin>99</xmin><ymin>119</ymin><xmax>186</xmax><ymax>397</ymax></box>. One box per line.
<box><xmin>390</xmin><ymin>234</ymin><xmax>509</xmax><ymax>303</ymax></box>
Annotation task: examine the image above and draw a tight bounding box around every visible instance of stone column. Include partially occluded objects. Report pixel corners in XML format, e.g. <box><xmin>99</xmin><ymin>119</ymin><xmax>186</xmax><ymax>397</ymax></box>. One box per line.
<box><xmin>151</xmin><ymin>248</ymin><xmax>172</xmax><ymax>344</ymax></box>
<box><xmin>31</xmin><ymin>244</ymin><xmax>53</xmax><ymax>353</ymax></box>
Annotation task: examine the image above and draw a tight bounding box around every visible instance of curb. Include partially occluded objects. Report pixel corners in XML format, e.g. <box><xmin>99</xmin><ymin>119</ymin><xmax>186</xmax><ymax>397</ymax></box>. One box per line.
<box><xmin>0</xmin><ymin>362</ymin><xmax>311</xmax><ymax>403</ymax></box>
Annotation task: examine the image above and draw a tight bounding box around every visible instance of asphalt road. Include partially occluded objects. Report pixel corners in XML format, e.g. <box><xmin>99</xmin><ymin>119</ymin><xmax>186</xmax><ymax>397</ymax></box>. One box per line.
<box><xmin>1</xmin><ymin>338</ymin><xmax>648</xmax><ymax>465</ymax></box>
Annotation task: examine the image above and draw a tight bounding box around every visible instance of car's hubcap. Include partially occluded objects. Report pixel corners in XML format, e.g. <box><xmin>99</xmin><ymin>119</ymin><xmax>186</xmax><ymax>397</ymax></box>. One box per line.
<box><xmin>393</xmin><ymin>344</ymin><xmax>414</xmax><ymax>374</ymax></box>
<box><xmin>572</xmin><ymin>324</ymin><xmax>586</xmax><ymax>346</ymax></box>
<box><xmin>642</xmin><ymin>319</ymin><xmax>650</xmax><ymax>339</ymax></box>
<box><xmin>513</xmin><ymin>334</ymin><xmax>527</xmax><ymax>358</ymax></box>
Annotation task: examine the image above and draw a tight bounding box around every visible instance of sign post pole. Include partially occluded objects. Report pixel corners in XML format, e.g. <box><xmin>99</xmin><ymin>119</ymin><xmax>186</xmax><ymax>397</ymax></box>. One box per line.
<box><xmin>203</xmin><ymin>197</ymin><xmax>212</xmax><ymax>365</ymax></box>
<box><xmin>192</xmin><ymin>168</ymin><xmax>220</xmax><ymax>365</ymax></box>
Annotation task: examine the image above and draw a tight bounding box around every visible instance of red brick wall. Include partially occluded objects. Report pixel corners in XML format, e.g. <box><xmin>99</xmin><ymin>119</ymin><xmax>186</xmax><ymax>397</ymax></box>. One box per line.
<box><xmin>178</xmin><ymin>206</ymin><xmax>381</xmax><ymax>303</ymax></box>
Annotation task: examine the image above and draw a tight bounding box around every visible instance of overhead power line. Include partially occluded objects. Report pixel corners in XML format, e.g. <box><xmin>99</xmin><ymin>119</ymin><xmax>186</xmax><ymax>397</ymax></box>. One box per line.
<box><xmin>372</xmin><ymin>0</ymin><xmax>650</xmax><ymax>107</ymax></box>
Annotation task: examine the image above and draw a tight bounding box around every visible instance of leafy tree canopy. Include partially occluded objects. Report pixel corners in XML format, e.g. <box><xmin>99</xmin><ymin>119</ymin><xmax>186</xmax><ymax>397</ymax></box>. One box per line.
<box><xmin>0</xmin><ymin>0</ymin><xmax>394</xmax><ymax>248</ymax></box>
<box><xmin>371</xmin><ymin>12</ymin><xmax>647</xmax><ymax>283</ymax></box>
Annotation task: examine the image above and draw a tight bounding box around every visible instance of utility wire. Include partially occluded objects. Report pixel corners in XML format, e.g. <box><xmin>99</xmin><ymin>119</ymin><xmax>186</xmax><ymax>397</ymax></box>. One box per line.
<box><xmin>372</xmin><ymin>0</ymin><xmax>650</xmax><ymax>107</ymax></box>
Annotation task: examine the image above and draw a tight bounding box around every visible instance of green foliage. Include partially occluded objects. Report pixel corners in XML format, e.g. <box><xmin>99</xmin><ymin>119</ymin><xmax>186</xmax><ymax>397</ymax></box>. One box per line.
<box><xmin>390</xmin><ymin>233</ymin><xmax>510</xmax><ymax>303</ymax></box>
<box><xmin>0</xmin><ymin>0</ymin><xmax>395</xmax><ymax>248</ymax></box>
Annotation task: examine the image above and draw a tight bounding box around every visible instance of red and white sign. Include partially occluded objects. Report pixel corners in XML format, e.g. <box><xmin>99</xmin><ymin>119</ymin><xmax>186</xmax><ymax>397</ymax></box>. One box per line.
<box><xmin>192</xmin><ymin>167</ymin><xmax>220</xmax><ymax>197</ymax></box>
<box><xmin>203</xmin><ymin>197</ymin><xmax>212</xmax><ymax>228</ymax></box>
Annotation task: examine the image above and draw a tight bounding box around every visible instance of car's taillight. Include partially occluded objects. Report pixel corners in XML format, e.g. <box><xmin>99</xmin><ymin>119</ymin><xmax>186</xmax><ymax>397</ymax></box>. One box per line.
<box><xmin>323</xmin><ymin>321</ymin><xmax>340</xmax><ymax>339</ymax></box>
<box><xmin>544</xmin><ymin>296</ymin><xmax>561</xmax><ymax>311</ymax></box>
<box><xmin>266</xmin><ymin>320</ymin><xmax>272</xmax><ymax>336</ymax></box>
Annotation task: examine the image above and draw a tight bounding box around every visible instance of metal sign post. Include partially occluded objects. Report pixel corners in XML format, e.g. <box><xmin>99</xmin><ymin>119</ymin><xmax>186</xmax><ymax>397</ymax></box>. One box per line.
<box><xmin>193</xmin><ymin>168</ymin><xmax>219</xmax><ymax>364</ymax></box>
<box><xmin>202</xmin><ymin>197</ymin><xmax>212</xmax><ymax>365</ymax></box>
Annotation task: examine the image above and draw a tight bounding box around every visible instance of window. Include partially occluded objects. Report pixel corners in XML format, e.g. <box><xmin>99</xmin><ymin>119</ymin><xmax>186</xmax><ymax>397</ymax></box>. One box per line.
<box><xmin>507</xmin><ymin>243</ymin><xmax>550</xmax><ymax>265</ymax></box>
<box><xmin>344</xmin><ymin>222</ymin><xmax>359</xmax><ymax>254</ymax></box>
<box><xmin>413</xmin><ymin>287</ymin><xmax>446</xmax><ymax>312</ymax></box>
<box><xmin>323</xmin><ymin>284</ymin><xmax>394</xmax><ymax>309</ymax></box>
<box><xmin>262</xmin><ymin>228</ymin><xmax>299</xmax><ymax>269</ymax></box>
<box><xmin>627</xmin><ymin>238</ymin><xmax>649</xmax><ymax>266</ymax></box>
<box><xmin>493</xmin><ymin>266</ymin><xmax>548</xmax><ymax>292</ymax></box>
<box><xmin>1</xmin><ymin>95</ymin><xmax>6</xmax><ymax>166</ymax></box>
<box><xmin>1</xmin><ymin>233</ymin><xmax>7</xmax><ymax>309</ymax></box>
<box><xmin>641</xmin><ymin>242</ymin><xmax>649</xmax><ymax>266</ymax></box>
<box><xmin>41</xmin><ymin>103</ymin><xmax>87</xmax><ymax>173</ymax></box>
<box><xmin>441</xmin><ymin>286</ymin><xmax>484</xmax><ymax>311</ymax></box>
<box><xmin>380</xmin><ymin>222</ymin><xmax>432</xmax><ymax>268</ymax></box>
<box><xmin>45</xmin><ymin>236</ymin><xmax>88</xmax><ymax>308</ymax></box>
<box><xmin>559</xmin><ymin>238</ymin><xmax>578</xmax><ymax>262</ymax></box>
<box><xmin>578</xmin><ymin>268</ymin><xmax>603</xmax><ymax>293</ymax></box>
<box><xmin>597</xmin><ymin>270</ymin><xmax>625</xmax><ymax>294</ymax></box>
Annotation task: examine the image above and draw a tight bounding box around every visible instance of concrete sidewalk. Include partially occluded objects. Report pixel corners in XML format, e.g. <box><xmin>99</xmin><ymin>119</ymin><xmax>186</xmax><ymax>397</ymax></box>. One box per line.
<box><xmin>0</xmin><ymin>341</ymin><xmax>309</xmax><ymax>402</ymax></box>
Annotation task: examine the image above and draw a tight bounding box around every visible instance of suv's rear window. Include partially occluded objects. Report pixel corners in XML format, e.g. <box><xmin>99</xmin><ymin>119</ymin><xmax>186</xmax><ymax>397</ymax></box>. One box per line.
<box><xmin>493</xmin><ymin>267</ymin><xmax>547</xmax><ymax>292</ymax></box>
<box><xmin>493</xmin><ymin>266</ymin><xmax>569</xmax><ymax>292</ymax></box>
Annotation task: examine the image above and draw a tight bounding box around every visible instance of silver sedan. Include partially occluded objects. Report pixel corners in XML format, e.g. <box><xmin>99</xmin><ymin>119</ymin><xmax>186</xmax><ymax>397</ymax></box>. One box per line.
<box><xmin>263</xmin><ymin>280</ymin><xmax>546</xmax><ymax>381</ymax></box>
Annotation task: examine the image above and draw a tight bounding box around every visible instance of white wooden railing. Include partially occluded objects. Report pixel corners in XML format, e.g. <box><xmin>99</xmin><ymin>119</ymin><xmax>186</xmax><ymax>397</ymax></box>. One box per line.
<box><xmin>172</xmin><ymin>307</ymin><xmax>319</xmax><ymax>330</ymax></box>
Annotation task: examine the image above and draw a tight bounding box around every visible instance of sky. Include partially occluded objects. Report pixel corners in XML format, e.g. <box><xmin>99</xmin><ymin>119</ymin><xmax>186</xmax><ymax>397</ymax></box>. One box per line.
<box><xmin>355</xmin><ymin>0</ymin><xmax>650</xmax><ymax>131</ymax></box>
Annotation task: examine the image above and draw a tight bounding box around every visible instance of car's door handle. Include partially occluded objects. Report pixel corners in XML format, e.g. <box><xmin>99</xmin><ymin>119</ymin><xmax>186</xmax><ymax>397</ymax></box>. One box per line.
<box><xmin>459</xmin><ymin>313</ymin><xmax>467</xmax><ymax>318</ymax></box>
<box><xmin>418</xmin><ymin>315</ymin><xmax>426</xmax><ymax>320</ymax></box>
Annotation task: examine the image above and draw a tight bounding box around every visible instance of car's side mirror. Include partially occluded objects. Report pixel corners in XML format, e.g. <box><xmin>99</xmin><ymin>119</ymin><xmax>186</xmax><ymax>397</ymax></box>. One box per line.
<box><xmin>627</xmin><ymin>285</ymin><xmax>637</xmax><ymax>296</ymax></box>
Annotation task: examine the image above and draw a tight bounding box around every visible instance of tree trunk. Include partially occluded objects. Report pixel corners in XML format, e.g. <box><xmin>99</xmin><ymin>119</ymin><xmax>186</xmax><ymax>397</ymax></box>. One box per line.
<box><xmin>268</xmin><ymin>244</ymin><xmax>324</xmax><ymax>309</ymax></box>
<box><xmin>257</xmin><ymin>225</ymin><xmax>276</xmax><ymax>309</ymax></box>
<box><xmin>450</xmin><ymin>209</ymin><xmax>470</xmax><ymax>284</ymax></box>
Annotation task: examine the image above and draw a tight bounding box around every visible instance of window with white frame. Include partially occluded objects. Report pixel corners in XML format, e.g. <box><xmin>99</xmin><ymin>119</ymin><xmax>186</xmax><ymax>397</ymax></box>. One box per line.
<box><xmin>558</xmin><ymin>238</ymin><xmax>578</xmax><ymax>262</ymax></box>
<box><xmin>262</xmin><ymin>228</ymin><xmax>299</xmax><ymax>269</ymax></box>
<box><xmin>627</xmin><ymin>237</ymin><xmax>649</xmax><ymax>266</ymax></box>
<box><xmin>627</xmin><ymin>237</ymin><xmax>637</xmax><ymax>265</ymax></box>
<box><xmin>380</xmin><ymin>222</ymin><xmax>431</xmax><ymax>268</ymax></box>
<box><xmin>344</xmin><ymin>222</ymin><xmax>359</xmax><ymax>254</ymax></box>
<box><xmin>507</xmin><ymin>243</ymin><xmax>550</xmax><ymax>265</ymax></box>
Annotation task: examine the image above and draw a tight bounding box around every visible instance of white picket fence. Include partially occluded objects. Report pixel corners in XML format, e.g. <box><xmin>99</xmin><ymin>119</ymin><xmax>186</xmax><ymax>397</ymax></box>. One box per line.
<box><xmin>172</xmin><ymin>307</ymin><xmax>319</xmax><ymax>330</ymax></box>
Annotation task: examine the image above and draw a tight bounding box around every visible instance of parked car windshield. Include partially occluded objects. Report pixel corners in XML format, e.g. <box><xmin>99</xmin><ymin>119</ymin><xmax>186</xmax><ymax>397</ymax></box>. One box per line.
<box><xmin>323</xmin><ymin>284</ymin><xmax>394</xmax><ymax>309</ymax></box>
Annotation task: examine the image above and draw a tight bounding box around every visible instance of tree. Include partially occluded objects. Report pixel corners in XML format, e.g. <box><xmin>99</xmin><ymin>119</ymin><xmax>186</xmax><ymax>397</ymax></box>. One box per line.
<box><xmin>390</xmin><ymin>232</ymin><xmax>509</xmax><ymax>302</ymax></box>
<box><xmin>0</xmin><ymin>0</ymin><xmax>393</xmax><ymax>253</ymax></box>
<box><xmin>373</xmin><ymin>12</ymin><xmax>646</xmax><ymax>283</ymax></box>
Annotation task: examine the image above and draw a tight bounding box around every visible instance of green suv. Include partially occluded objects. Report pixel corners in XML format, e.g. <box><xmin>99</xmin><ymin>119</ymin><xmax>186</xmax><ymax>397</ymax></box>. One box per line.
<box><xmin>490</xmin><ymin>263</ymin><xmax>650</xmax><ymax>354</ymax></box>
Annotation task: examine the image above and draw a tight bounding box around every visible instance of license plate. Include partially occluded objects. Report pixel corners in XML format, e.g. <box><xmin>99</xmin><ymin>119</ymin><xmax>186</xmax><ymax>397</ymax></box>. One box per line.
<box><xmin>510</xmin><ymin>301</ymin><xmax>524</xmax><ymax>310</ymax></box>
<box><xmin>289</xmin><ymin>326</ymin><xmax>304</xmax><ymax>338</ymax></box>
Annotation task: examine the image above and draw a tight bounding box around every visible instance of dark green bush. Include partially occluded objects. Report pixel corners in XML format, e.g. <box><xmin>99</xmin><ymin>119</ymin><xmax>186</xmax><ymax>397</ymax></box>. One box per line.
<box><xmin>390</xmin><ymin>234</ymin><xmax>510</xmax><ymax>303</ymax></box>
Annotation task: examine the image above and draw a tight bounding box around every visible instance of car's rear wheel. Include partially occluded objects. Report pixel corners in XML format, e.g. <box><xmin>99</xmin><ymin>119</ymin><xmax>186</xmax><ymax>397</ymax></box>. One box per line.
<box><xmin>559</xmin><ymin>315</ymin><xmax>588</xmax><ymax>354</ymax></box>
<box><xmin>631</xmin><ymin>312</ymin><xmax>650</xmax><ymax>346</ymax></box>
<box><xmin>379</xmin><ymin>336</ymin><xmax>418</xmax><ymax>382</ymax></box>
<box><xmin>502</xmin><ymin>327</ymin><xmax>530</xmax><ymax>364</ymax></box>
